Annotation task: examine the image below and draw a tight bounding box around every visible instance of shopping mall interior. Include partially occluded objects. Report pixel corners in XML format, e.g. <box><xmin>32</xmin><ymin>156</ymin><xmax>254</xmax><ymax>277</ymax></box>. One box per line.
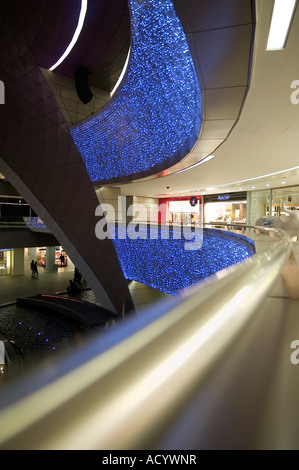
<box><xmin>0</xmin><ymin>0</ymin><xmax>299</xmax><ymax>450</ymax></box>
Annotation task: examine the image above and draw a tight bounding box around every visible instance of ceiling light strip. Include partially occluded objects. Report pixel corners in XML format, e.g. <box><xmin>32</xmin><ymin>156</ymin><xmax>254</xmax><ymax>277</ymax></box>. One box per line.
<box><xmin>217</xmin><ymin>165</ymin><xmax>299</xmax><ymax>187</ymax></box>
<box><xmin>266</xmin><ymin>0</ymin><xmax>297</xmax><ymax>50</ymax></box>
<box><xmin>179</xmin><ymin>166</ymin><xmax>299</xmax><ymax>195</ymax></box>
<box><xmin>173</xmin><ymin>155</ymin><xmax>215</xmax><ymax>175</ymax></box>
<box><xmin>49</xmin><ymin>0</ymin><xmax>88</xmax><ymax>71</ymax></box>
<box><xmin>110</xmin><ymin>47</ymin><xmax>131</xmax><ymax>98</ymax></box>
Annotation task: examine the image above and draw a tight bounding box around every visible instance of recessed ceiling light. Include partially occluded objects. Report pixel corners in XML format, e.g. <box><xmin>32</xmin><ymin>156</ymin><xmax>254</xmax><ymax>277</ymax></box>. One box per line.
<box><xmin>282</xmin><ymin>181</ymin><xmax>286</xmax><ymax>184</ymax></box>
<box><xmin>266</xmin><ymin>0</ymin><xmax>297</xmax><ymax>51</ymax></box>
<box><xmin>266</xmin><ymin>183</ymin><xmax>270</xmax><ymax>187</ymax></box>
<box><xmin>49</xmin><ymin>0</ymin><xmax>88</xmax><ymax>71</ymax></box>
<box><xmin>252</xmin><ymin>186</ymin><xmax>256</xmax><ymax>189</ymax></box>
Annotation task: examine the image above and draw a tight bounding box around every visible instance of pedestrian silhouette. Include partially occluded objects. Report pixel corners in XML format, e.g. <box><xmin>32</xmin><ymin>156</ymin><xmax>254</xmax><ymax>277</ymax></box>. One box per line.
<box><xmin>30</xmin><ymin>260</ymin><xmax>35</xmax><ymax>278</ymax></box>
<box><xmin>33</xmin><ymin>261</ymin><xmax>38</xmax><ymax>279</ymax></box>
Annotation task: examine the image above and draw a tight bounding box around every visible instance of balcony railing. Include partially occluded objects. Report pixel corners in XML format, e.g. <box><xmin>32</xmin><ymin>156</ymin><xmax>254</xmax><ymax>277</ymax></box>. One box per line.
<box><xmin>0</xmin><ymin>216</ymin><xmax>48</xmax><ymax>231</ymax></box>
<box><xmin>0</xmin><ymin>225</ymin><xmax>295</xmax><ymax>450</ymax></box>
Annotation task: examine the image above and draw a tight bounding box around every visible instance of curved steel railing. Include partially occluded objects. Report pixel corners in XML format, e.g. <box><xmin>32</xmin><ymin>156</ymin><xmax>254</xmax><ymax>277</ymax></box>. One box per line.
<box><xmin>0</xmin><ymin>225</ymin><xmax>293</xmax><ymax>449</ymax></box>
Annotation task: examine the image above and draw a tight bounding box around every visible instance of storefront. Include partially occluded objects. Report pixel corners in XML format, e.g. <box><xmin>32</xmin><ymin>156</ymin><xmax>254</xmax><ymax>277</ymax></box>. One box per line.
<box><xmin>0</xmin><ymin>249</ymin><xmax>12</xmax><ymax>276</ymax></box>
<box><xmin>268</xmin><ymin>187</ymin><xmax>299</xmax><ymax>216</ymax></box>
<box><xmin>158</xmin><ymin>196</ymin><xmax>202</xmax><ymax>225</ymax></box>
<box><xmin>247</xmin><ymin>185</ymin><xmax>299</xmax><ymax>225</ymax></box>
<box><xmin>36</xmin><ymin>247</ymin><xmax>68</xmax><ymax>267</ymax></box>
<box><xmin>204</xmin><ymin>192</ymin><xmax>247</xmax><ymax>226</ymax></box>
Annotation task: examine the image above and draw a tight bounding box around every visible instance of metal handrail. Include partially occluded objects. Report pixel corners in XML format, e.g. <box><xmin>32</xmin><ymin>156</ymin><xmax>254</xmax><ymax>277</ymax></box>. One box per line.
<box><xmin>0</xmin><ymin>216</ymin><xmax>27</xmax><ymax>228</ymax></box>
<box><xmin>0</xmin><ymin>225</ymin><xmax>293</xmax><ymax>449</ymax></box>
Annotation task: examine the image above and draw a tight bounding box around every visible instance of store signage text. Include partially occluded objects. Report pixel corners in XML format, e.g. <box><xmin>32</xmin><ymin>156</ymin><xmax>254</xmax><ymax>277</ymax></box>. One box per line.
<box><xmin>218</xmin><ymin>195</ymin><xmax>230</xmax><ymax>201</ymax></box>
<box><xmin>95</xmin><ymin>196</ymin><xmax>203</xmax><ymax>251</ymax></box>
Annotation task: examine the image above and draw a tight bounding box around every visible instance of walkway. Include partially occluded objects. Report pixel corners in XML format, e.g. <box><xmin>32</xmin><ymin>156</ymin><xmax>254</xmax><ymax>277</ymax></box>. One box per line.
<box><xmin>0</xmin><ymin>256</ymin><xmax>76</xmax><ymax>307</ymax></box>
<box><xmin>0</xmin><ymin>254</ymin><xmax>171</xmax><ymax>313</ymax></box>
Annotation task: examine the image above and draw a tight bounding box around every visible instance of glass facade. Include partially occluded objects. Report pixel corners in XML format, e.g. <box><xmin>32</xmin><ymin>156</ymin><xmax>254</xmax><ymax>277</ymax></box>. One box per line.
<box><xmin>247</xmin><ymin>185</ymin><xmax>299</xmax><ymax>225</ymax></box>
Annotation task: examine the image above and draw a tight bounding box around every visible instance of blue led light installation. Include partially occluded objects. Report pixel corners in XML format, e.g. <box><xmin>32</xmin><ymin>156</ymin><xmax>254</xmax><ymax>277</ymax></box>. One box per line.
<box><xmin>25</xmin><ymin>217</ymin><xmax>49</xmax><ymax>232</ymax></box>
<box><xmin>112</xmin><ymin>227</ymin><xmax>256</xmax><ymax>295</ymax></box>
<box><xmin>70</xmin><ymin>0</ymin><xmax>202</xmax><ymax>183</ymax></box>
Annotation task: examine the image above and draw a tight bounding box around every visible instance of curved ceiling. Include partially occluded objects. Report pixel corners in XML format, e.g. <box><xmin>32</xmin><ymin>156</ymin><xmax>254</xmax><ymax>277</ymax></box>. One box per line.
<box><xmin>2</xmin><ymin>0</ymin><xmax>298</xmax><ymax>199</ymax></box>
<box><xmin>130</xmin><ymin>0</ymin><xmax>255</xmax><ymax>180</ymax></box>
<box><xmin>40</xmin><ymin>0</ymin><xmax>130</xmax><ymax>92</ymax></box>
<box><xmin>120</xmin><ymin>0</ymin><xmax>299</xmax><ymax>197</ymax></box>
<box><xmin>36</xmin><ymin>0</ymin><xmax>130</xmax><ymax>127</ymax></box>
<box><xmin>37</xmin><ymin>0</ymin><xmax>254</xmax><ymax>183</ymax></box>
<box><xmin>66</xmin><ymin>0</ymin><xmax>255</xmax><ymax>184</ymax></box>
<box><xmin>70</xmin><ymin>0</ymin><xmax>203</xmax><ymax>184</ymax></box>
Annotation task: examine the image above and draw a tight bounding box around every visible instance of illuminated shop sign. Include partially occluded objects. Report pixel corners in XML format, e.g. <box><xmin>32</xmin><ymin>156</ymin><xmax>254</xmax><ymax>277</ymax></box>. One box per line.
<box><xmin>204</xmin><ymin>192</ymin><xmax>247</xmax><ymax>203</ymax></box>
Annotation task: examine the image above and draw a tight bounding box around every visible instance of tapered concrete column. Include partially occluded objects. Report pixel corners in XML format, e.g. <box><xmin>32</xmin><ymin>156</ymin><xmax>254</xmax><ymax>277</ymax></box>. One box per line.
<box><xmin>0</xmin><ymin>3</ymin><xmax>135</xmax><ymax>315</ymax></box>
<box><xmin>45</xmin><ymin>246</ymin><xmax>56</xmax><ymax>272</ymax></box>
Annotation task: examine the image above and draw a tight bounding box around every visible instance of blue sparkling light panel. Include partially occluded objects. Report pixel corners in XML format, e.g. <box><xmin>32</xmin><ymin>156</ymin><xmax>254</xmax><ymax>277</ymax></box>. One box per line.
<box><xmin>112</xmin><ymin>228</ymin><xmax>256</xmax><ymax>295</ymax></box>
<box><xmin>70</xmin><ymin>0</ymin><xmax>202</xmax><ymax>183</ymax></box>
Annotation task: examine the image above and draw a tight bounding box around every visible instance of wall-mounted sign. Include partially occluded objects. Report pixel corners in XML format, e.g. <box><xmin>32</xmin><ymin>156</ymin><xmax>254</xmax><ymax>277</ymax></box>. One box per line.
<box><xmin>204</xmin><ymin>192</ymin><xmax>247</xmax><ymax>203</ymax></box>
<box><xmin>189</xmin><ymin>196</ymin><xmax>198</xmax><ymax>207</ymax></box>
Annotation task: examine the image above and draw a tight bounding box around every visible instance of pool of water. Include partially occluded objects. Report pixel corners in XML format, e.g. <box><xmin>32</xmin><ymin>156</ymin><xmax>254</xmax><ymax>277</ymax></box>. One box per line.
<box><xmin>0</xmin><ymin>290</ymin><xmax>102</xmax><ymax>385</ymax></box>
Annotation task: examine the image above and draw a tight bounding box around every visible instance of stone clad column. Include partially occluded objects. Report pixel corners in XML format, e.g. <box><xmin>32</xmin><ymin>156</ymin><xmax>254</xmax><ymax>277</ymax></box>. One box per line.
<box><xmin>45</xmin><ymin>246</ymin><xmax>56</xmax><ymax>272</ymax></box>
<box><xmin>11</xmin><ymin>248</ymin><xmax>24</xmax><ymax>276</ymax></box>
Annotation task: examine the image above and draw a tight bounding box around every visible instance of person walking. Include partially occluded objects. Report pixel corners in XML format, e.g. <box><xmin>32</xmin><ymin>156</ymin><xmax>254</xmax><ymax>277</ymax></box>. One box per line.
<box><xmin>30</xmin><ymin>260</ymin><xmax>35</xmax><ymax>278</ymax></box>
<box><xmin>33</xmin><ymin>261</ymin><xmax>38</xmax><ymax>279</ymax></box>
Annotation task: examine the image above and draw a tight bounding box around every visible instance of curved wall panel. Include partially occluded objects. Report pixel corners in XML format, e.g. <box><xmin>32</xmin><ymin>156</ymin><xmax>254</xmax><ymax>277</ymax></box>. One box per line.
<box><xmin>113</xmin><ymin>227</ymin><xmax>255</xmax><ymax>294</ymax></box>
<box><xmin>70</xmin><ymin>0</ymin><xmax>202</xmax><ymax>184</ymax></box>
<box><xmin>0</xmin><ymin>0</ymin><xmax>133</xmax><ymax>316</ymax></box>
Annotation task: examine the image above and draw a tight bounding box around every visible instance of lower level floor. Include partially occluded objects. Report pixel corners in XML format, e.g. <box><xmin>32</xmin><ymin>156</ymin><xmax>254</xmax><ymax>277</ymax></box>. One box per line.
<box><xmin>0</xmin><ymin>247</ymin><xmax>170</xmax><ymax>313</ymax></box>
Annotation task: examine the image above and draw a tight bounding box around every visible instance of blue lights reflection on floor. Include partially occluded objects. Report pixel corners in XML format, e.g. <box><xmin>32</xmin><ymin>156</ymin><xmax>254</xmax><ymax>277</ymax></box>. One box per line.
<box><xmin>70</xmin><ymin>0</ymin><xmax>202</xmax><ymax>183</ymax></box>
<box><xmin>112</xmin><ymin>228</ymin><xmax>255</xmax><ymax>295</ymax></box>
<box><xmin>0</xmin><ymin>304</ymin><xmax>87</xmax><ymax>370</ymax></box>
